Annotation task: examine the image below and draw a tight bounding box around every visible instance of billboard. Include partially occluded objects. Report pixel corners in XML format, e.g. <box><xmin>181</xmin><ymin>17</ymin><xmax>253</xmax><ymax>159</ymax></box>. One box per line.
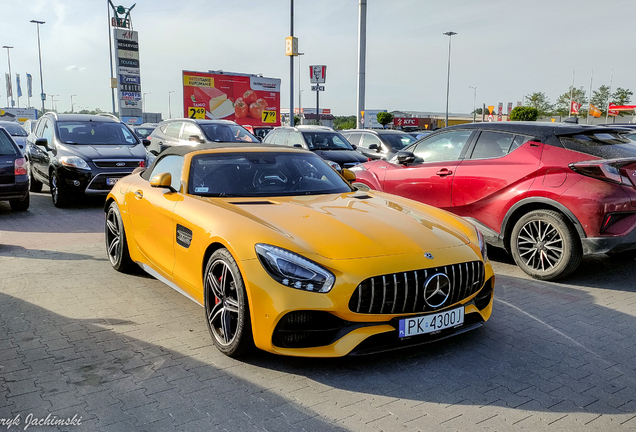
<box><xmin>0</xmin><ymin>108</ymin><xmax>38</xmax><ymax>123</ymax></box>
<box><xmin>114</xmin><ymin>27</ymin><xmax>142</xmax><ymax>125</ymax></box>
<box><xmin>182</xmin><ymin>70</ymin><xmax>281</xmax><ymax>127</ymax></box>
<box><xmin>363</xmin><ymin>109</ymin><xmax>387</xmax><ymax>128</ymax></box>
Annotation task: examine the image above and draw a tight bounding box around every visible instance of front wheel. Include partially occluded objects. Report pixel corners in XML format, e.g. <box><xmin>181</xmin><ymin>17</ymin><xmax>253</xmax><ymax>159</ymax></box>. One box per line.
<box><xmin>510</xmin><ymin>210</ymin><xmax>582</xmax><ymax>281</ymax></box>
<box><xmin>204</xmin><ymin>249</ymin><xmax>253</xmax><ymax>357</ymax></box>
<box><xmin>50</xmin><ymin>171</ymin><xmax>71</xmax><ymax>208</ymax></box>
<box><xmin>105</xmin><ymin>202</ymin><xmax>134</xmax><ymax>273</ymax></box>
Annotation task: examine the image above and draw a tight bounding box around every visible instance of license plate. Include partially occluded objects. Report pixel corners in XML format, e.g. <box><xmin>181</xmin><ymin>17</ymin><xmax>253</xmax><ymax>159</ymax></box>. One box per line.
<box><xmin>399</xmin><ymin>307</ymin><xmax>464</xmax><ymax>338</ymax></box>
<box><xmin>106</xmin><ymin>178</ymin><xmax>119</xmax><ymax>186</ymax></box>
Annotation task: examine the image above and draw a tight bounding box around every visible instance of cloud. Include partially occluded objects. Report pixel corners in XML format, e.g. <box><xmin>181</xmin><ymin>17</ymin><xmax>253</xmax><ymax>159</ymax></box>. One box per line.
<box><xmin>65</xmin><ymin>65</ymin><xmax>86</xmax><ymax>72</ymax></box>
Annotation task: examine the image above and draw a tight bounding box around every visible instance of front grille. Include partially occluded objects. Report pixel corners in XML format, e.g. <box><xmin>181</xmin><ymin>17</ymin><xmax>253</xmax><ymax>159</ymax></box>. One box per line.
<box><xmin>93</xmin><ymin>159</ymin><xmax>143</xmax><ymax>169</ymax></box>
<box><xmin>349</xmin><ymin>261</ymin><xmax>485</xmax><ymax>315</ymax></box>
<box><xmin>272</xmin><ymin>311</ymin><xmax>347</xmax><ymax>349</ymax></box>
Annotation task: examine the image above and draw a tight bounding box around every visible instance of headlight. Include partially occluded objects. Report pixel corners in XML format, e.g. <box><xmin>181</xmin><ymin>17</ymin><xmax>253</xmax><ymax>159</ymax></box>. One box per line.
<box><xmin>476</xmin><ymin>228</ymin><xmax>487</xmax><ymax>261</ymax></box>
<box><xmin>255</xmin><ymin>244</ymin><xmax>335</xmax><ymax>293</ymax></box>
<box><xmin>60</xmin><ymin>156</ymin><xmax>90</xmax><ymax>170</ymax></box>
<box><xmin>324</xmin><ymin>160</ymin><xmax>341</xmax><ymax>171</ymax></box>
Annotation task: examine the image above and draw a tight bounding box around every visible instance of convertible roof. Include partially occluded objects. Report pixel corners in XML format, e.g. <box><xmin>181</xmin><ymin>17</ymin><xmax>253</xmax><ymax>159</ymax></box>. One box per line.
<box><xmin>159</xmin><ymin>142</ymin><xmax>287</xmax><ymax>157</ymax></box>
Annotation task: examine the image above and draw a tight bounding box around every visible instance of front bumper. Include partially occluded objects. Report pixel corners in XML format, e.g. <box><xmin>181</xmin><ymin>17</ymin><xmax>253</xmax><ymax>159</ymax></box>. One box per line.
<box><xmin>240</xmin><ymin>246</ymin><xmax>495</xmax><ymax>357</ymax></box>
<box><xmin>57</xmin><ymin>166</ymin><xmax>138</xmax><ymax>196</ymax></box>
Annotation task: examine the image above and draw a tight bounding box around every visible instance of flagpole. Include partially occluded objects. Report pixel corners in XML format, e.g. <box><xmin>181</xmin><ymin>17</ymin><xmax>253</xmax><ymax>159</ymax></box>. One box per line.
<box><xmin>15</xmin><ymin>74</ymin><xmax>19</xmax><ymax>108</ymax></box>
<box><xmin>605</xmin><ymin>69</ymin><xmax>613</xmax><ymax>124</ymax></box>
<box><xmin>587</xmin><ymin>69</ymin><xmax>593</xmax><ymax>125</ymax></box>
<box><xmin>569</xmin><ymin>69</ymin><xmax>575</xmax><ymax>118</ymax></box>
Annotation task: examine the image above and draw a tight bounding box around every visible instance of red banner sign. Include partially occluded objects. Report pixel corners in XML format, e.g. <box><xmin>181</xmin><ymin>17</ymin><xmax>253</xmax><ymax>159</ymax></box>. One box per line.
<box><xmin>394</xmin><ymin>118</ymin><xmax>419</xmax><ymax>127</ymax></box>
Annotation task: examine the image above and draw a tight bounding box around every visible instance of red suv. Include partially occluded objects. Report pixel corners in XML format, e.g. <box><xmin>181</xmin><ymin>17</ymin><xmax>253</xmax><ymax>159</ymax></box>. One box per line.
<box><xmin>350</xmin><ymin>122</ymin><xmax>636</xmax><ymax>281</ymax></box>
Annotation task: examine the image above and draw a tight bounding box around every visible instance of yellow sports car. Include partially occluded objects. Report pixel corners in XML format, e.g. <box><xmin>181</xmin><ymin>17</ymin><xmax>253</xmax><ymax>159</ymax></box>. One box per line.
<box><xmin>105</xmin><ymin>144</ymin><xmax>494</xmax><ymax>357</ymax></box>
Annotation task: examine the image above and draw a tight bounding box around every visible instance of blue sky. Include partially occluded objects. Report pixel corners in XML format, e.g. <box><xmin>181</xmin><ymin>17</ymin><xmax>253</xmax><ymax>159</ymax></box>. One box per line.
<box><xmin>2</xmin><ymin>0</ymin><xmax>634</xmax><ymax>118</ymax></box>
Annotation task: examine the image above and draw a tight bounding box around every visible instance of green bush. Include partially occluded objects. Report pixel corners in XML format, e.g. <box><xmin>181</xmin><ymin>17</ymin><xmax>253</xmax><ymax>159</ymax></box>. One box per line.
<box><xmin>509</xmin><ymin>106</ymin><xmax>539</xmax><ymax>121</ymax></box>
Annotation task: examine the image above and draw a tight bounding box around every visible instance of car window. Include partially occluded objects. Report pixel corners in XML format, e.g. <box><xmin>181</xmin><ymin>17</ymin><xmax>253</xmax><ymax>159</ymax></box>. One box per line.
<box><xmin>181</xmin><ymin>123</ymin><xmax>201</xmax><ymax>140</ymax></box>
<box><xmin>188</xmin><ymin>152</ymin><xmax>353</xmax><ymax>197</ymax></box>
<box><xmin>41</xmin><ymin>119</ymin><xmax>54</xmax><ymax>147</ymax></box>
<box><xmin>146</xmin><ymin>154</ymin><xmax>184</xmax><ymax>192</ymax></box>
<box><xmin>508</xmin><ymin>135</ymin><xmax>533</xmax><ymax>153</ymax></box>
<box><xmin>165</xmin><ymin>122</ymin><xmax>183</xmax><ymax>139</ymax></box>
<box><xmin>272</xmin><ymin>131</ymin><xmax>290</xmax><ymax>146</ymax></box>
<box><xmin>346</xmin><ymin>133</ymin><xmax>362</xmax><ymax>146</ymax></box>
<box><xmin>361</xmin><ymin>134</ymin><xmax>381</xmax><ymax>149</ymax></box>
<box><xmin>379</xmin><ymin>133</ymin><xmax>416</xmax><ymax>151</ymax></box>
<box><xmin>200</xmin><ymin>124</ymin><xmax>258</xmax><ymax>142</ymax></box>
<box><xmin>287</xmin><ymin>131</ymin><xmax>304</xmax><ymax>147</ymax></box>
<box><xmin>469</xmin><ymin>131</ymin><xmax>513</xmax><ymax>160</ymax></box>
<box><xmin>56</xmin><ymin>121</ymin><xmax>138</xmax><ymax>145</ymax></box>
<box><xmin>560</xmin><ymin>132</ymin><xmax>636</xmax><ymax>159</ymax></box>
<box><xmin>262</xmin><ymin>131</ymin><xmax>275</xmax><ymax>143</ymax></box>
<box><xmin>1</xmin><ymin>123</ymin><xmax>27</xmax><ymax>137</ymax></box>
<box><xmin>0</xmin><ymin>130</ymin><xmax>18</xmax><ymax>155</ymax></box>
<box><xmin>34</xmin><ymin>118</ymin><xmax>46</xmax><ymax>137</ymax></box>
<box><xmin>302</xmin><ymin>132</ymin><xmax>353</xmax><ymax>150</ymax></box>
<box><xmin>411</xmin><ymin>130</ymin><xmax>472</xmax><ymax>163</ymax></box>
<box><xmin>134</xmin><ymin>127</ymin><xmax>155</xmax><ymax>139</ymax></box>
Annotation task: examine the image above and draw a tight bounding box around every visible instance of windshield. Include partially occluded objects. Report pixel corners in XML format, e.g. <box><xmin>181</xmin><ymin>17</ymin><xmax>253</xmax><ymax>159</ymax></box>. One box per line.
<box><xmin>301</xmin><ymin>132</ymin><xmax>353</xmax><ymax>150</ymax></box>
<box><xmin>200</xmin><ymin>124</ymin><xmax>258</xmax><ymax>143</ymax></box>
<box><xmin>0</xmin><ymin>130</ymin><xmax>18</xmax><ymax>155</ymax></box>
<box><xmin>380</xmin><ymin>133</ymin><xmax>417</xmax><ymax>150</ymax></box>
<box><xmin>134</xmin><ymin>127</ymin><xmax>154</xmax><ymax>139</ymax></box>
<box><xmin>189</xmin><ymin>152</ymin><xmax>353</xmax><ymax>197</ymax></box>
<box><xmin>56</xmin><ymin>121</ymin><xmax>139</xmax><ymax>145</ymax></box>
<box><xmin>560</xmin><ymin>132</ymin><xmax>636</xmax><ymax>159</ymax></box>
<box><xmin>1</xmin><ymin>123</ymin><xmax>27</xmax><ymax>137</ymax></box>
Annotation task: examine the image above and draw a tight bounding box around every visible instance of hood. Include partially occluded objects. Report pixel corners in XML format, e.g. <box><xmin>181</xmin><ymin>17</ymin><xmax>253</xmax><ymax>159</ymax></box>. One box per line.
<box><xmin>57</xmin><ymin>143</ymin><xmax>147</xmax><ymax>160</ymax></box>
<box><xmin>219</xmin><ymin>193</ymin><xmax>470</xmax><ymax>260</ymax></box>
<box><xmin>314</xmin><ymin>149</ymin><xmax>368</xmax><ymax>164</ymax></box>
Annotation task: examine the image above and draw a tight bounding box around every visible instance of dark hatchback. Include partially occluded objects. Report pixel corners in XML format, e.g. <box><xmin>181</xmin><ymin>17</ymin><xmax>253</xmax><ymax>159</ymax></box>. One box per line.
<box><xmin>263</xmin><ymin>126</ymin><xmax>368</xmax><ymax>170</ymax></box>
<box><xmin>26</xmin><ymin>113</ymin><xmax>148</xmax><ymax>208</ymax></box>
<box><xmin>0</xmin><ymin>127</ymin><xmax>29</xmax><ymax>211</ymax></box>
<box><xmin>342</xmin><ymin>129</ymin><xmax>418</xmax><ymax>160</ymax></box>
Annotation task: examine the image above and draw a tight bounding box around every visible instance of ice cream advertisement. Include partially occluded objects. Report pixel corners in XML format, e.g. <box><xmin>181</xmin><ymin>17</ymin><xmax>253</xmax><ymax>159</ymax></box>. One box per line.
<box><xmin>182</xmin><ymin>70</ymin><xmax>281</xmax><ymax>127</ymax></box>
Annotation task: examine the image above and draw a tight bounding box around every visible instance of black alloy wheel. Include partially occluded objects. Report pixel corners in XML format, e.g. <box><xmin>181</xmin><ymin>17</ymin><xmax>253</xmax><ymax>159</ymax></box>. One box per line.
<box><xmin>50</xmin><ymin>171</ymin><xmax>70</xmax><ymax>208</ymax></box>
<box><xmin>204</xmin><ymin>249</ymin><xmax>253</xmax><ymax>357</ymax></box>
<box><xmin>105</xmin><ymin>202</ymin><xmax>134</xmax><ymax>272</ymax></box>
<box><xmin>510</xmin><ymin>209</ymin><xmax>582</xmax><ymax>281</ymax></box>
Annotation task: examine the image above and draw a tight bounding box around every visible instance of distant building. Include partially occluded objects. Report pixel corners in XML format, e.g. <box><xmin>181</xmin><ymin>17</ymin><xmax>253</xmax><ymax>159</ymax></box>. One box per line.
<box><xmin>391</xmin><ymin>110</ymin><xmax>477</xmax><ymax>130</ymax></box>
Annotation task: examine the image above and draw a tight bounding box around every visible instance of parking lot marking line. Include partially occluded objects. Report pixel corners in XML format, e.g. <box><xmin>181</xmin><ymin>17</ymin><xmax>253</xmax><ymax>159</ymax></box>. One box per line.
<box><xmin>512</xmin><ymin>414</ymin><xmax>533</xmax><ymax>425</ymax></box>
<box><xmin>548</xmin><ymin>414</ymin><xmax>569</xmax><ymax>425</ymax></box>
<box><xmin>621</xmin><ymin>414</ymin><xmax>636</xmax><ymax>425</ymax></box>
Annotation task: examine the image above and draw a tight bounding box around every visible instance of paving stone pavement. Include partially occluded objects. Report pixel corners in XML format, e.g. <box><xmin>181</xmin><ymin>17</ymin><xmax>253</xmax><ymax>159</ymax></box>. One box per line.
<box><xmin>1</xmin><ymin>191</ymin><xmax>636</xmax><ymax>431</ymax></box>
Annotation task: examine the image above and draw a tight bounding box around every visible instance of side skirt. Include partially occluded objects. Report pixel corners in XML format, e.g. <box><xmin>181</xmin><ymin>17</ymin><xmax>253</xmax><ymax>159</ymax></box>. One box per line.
<box><xmin>137</xmin><ymin>262</ymin><xmax>203</xmax><ymax>307</ymax></box>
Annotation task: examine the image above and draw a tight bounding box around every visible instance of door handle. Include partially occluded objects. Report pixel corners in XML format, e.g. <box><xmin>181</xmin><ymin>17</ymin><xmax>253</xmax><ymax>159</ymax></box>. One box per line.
<box><xmin>134</xmin><ymin>190</ymin><xmax>143</xmax><ymax>199</ymax></box>
<box><xmin>436</xmin><ymin>169</ymin><xmax>453</xmax><ymax>176</ymax></box>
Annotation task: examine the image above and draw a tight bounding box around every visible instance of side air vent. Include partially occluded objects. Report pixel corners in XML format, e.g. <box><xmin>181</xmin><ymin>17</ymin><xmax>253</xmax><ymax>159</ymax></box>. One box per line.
<box><xmin>352</xmin><ymin>194</ymin><xmax>372</xmax><ymax>200</ymax></box>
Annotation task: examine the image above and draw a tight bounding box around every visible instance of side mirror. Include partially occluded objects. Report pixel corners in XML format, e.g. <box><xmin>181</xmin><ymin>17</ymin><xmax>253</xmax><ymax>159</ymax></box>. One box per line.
<box><xmin>150</xmin><ymin>172</ymin><xmax>176</xmax><ymax>192</ymax></box>
<box><xmin>368</xmin><ymin>143</ymin><xmax>378</xmax><ymax>150</ymax></box>
<box><xmin>396</xmin><ymin>151</ymin><xmax>416</xmax><ymax>165</ymax></box>
<box><xmin>188</xmin><ymin>135</ymin><xmax>205</xmax><ymax>144</ymax></box>
<box><xmin>142</xmin><ymin>139</ymin><xmax>151</xmax><ymax>147</ymax></box>
<box><xmin>35</xmin><ymin>138</ymin><xmax>49</xmax><ymax>150</ymax></box>
<box><xmin>341</xmin><ymin>168</ymin><xmax>356</xmax><ymax>182</ymax></box>
<box><xmin>351</xmin><ymin>144</ymin><xmax>357</xmax><ymax>150</ymax></box>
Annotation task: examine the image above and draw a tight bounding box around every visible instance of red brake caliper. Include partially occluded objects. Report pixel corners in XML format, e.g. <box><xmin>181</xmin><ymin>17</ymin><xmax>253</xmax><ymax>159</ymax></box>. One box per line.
<box><xmin>215</xmin><ymin>275</ymin><xmax>222</xmax><ymax>305</ymax></box>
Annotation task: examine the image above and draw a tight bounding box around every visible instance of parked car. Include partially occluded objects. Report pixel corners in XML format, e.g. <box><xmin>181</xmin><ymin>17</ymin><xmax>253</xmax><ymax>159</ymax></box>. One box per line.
<box><xmin>242</xmin><ymin>125</ymin><xmax>272</xmax><ymax>140</ymax></box>
<box><xmin>105</xmin><ymin>144</ymin><xmax>493</xmax><ymax>357</ymax></box>
<box><xmin>342</xmin><ymin>129</ymin><xmax>418</xmax><ymax>160</ymax></box>
<box><xmin>350</xmin><ymin>122</ymin><xmax>636</xmax><ymax>281</ymax></box>
<box><xmin>263</xmin><ymin>125</ymin><xmax>368</xmax><ymax>170</ymax></box>
<box><xmin>0</xmin><ymin>127</ymin><xmax>29</xmax><ymax>211</ymax></box>
<box><xmin>22</xmin><ymin>119</ymin><xmax>35</xmax><ymax>135</ymax></box>
<box><xmin>0</xmin><ymin>121</ymin><xmax>28</xmax><ymax>154</ymax></box>
<box><xmin>132</xmin><ymin>125</ymin><xmax>156</xmax><ymax>140</ymax></box>
<box><xmin>25</xmin><ymin>112</ymin><xmax>148</xmax><ymax>208</ymax></box>
<box><xmin>146</xmin><ymin>119</ymin><xmax>258</xmax><ymax>155</ymax></box>
<box><xmin>408</xmin><ymin>130</ymin><xmax>434</xmax><ymax>140</ymax></box>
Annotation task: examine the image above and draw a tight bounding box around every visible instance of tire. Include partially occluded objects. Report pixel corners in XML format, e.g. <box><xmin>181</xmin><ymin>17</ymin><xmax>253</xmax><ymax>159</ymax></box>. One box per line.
<box><xmin>9</xmin><ymin>193</ymin><xmax>30</xmax><ymax>211</ymax></box>
<box><xmin>204</xmin><ymin>249</ymin><xmax>253</xmax><ymax>357</ymax></box>
<box><xmin>50</xmin><ymin>170</ymin><xmax>70</xmax><ymax>208</ymax></box>
<box><xmin>29</xmin><ymin>169</ymin><xmax>43</xmax><ymax>192</ymax></box>
<box><xmin>105</xmin><ymin>202</ymin><xmax>134</xmax><ymax>273</ymax></box>
<box><xmin>510</xmin><ymin>210</ymin><xmax>582</xmax><ymax>281</ymax></box>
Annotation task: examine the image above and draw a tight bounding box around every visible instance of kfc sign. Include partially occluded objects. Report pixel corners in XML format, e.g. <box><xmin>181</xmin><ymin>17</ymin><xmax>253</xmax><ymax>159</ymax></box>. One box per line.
<box><xmin>309</xmin><ymin>65</ymin><xmax>327</xmax><ymax>84</ymax></box>
<box><xmin>394</xmin><ymin>118</ymin><xmax>418</xmax><ymax>127</ymax></box>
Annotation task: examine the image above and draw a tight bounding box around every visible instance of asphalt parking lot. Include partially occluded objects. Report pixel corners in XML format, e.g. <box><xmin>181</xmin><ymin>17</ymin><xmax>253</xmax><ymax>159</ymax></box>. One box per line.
<box><xmin>1</xmin><ymin>190</ymin><xmax>636</xmax><ymax>431</ymax></box>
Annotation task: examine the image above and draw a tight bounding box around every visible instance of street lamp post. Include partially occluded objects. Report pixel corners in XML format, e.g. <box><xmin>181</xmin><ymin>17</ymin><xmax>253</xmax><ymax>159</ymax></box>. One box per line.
<box><xmin>469</xmin><ymin>86</ymin><xmax>477</xmax><ymax>123</ymax></box>
<box><xmin>443</xmin><ymin>31</ymin><xmax>457</xmax><ymax>128</ymax></box>
<box><xmin>30</xmin><ymin>20</ymin><xmax>46</xmax><ymax>113</ymax></box>
<box><xmin>142</xmin><ymin>92</ymin><xmax>151</xmax><ymax>114</ymax></box>
<box><xmin>70</xmin><ymin>94</ymin><xmax>77</xmax><ymax>113</ymax></box>
<box><xmin>297</xmin><ymin>52</ymin><xmax>304</xmax><ymax>119</ymax></box>
<box><xmin>2</xmin><ymin>46</ymin><xmax>14</xmax><ymax>107</ymax></box>
<box><xmin>49</xmin><ymin>94</ymin><xmax>58</xmax><ymax>112</ymax></box>
<box><xmin>168</xmin><ymin>91</ymin><xmax>175</xmax><ymax>119</ymax></box>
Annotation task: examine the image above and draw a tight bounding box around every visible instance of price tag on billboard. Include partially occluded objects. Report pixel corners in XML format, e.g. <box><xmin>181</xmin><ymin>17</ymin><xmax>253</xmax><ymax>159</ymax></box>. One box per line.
<box><xmin>262</xmin><ymin>110</ymin><xmax>277</xmax><ymax>123</ymax></box>
<box><xmin>188</xmin><ymin>107</ymin><xmax>205</xmax><ymax>119</ymax></box>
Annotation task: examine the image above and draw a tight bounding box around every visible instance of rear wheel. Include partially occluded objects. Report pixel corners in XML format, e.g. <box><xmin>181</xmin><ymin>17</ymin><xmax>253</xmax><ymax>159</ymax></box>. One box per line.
<box><xmin>204</xmin><ymin>249</ymin><xmax>253</xmax><ymax>357</ymax></box>
<box><xmin>50</xmin><ymin>171</ymin><xmax>71</xmax><ymax>208</ymax></box>
<box><xmin>9</xmin><ymin>194</ymin><xmax>30</xmax><ymax>211</ymax></box>
<box><xmin>510</xmin><ymin>210</ymin><xmax>582</xmax><ymax>281</ymax></box>
<box><xmin>105</xmin><ymin>202</ymin><xmax>134</xmax><ymax>273</ymax></box>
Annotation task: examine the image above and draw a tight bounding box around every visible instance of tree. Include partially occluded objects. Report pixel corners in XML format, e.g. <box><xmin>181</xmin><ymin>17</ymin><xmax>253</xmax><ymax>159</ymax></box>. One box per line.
<box><xmin>376</xmin><ymin>112</ymin><xmax>394</xmax><ymax>129</ymax></box>
<box><xmin>509</xmin><ymin>106</ymin><xmax>538</xmax><ymax>121</ymax></box>
<box><xmin>472</xmin><ymin>108</ymin><xmax>483</xmax><ymax>115</ymax></box>
<box><xmin>554</xmin><ymin>86</ymin><xmax>587</xmax><ymax>117</ymax></box>
<box><xmin>591</xmin><ymin>85</ymin><xmax>611</xmax><ymax>116</ymax></box>
<box><xmin>524</xmin><ymin>92</ymin><xmax>553</xmax><ymax>117</ymax></box>
<box><xmin>333</xmin><ymin>115</ymin><xmax>356</xmax><ymax>130</ymax></box>
<box><xmin>612</xmin><ymin>87</ymin><xmax>633</xmax><ymax>116</ymax></box>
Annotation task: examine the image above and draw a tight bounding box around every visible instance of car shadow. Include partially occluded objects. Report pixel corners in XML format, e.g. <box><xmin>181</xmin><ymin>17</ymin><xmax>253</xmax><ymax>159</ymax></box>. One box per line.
<box><xmin>0</xmin><ymin>244</ymin><xmax>108</xmax><ymax>261</ymax></box>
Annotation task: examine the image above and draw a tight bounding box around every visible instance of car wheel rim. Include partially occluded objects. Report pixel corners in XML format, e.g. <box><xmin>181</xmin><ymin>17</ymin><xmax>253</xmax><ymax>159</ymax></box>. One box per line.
<box><xmin>106</xmin><ymin>208</ymin><xmax>120</xmax><ymax>264</ymax></box>
<box><xmin>206</xmin><ymin>260</ymin><xmax>240</xmax><ymax>347</ymax></box>
<box><xmin>517</xmin><ymin>219</ymin><xmax>564</xmax><ymax>272</ymax></box>
<box><xmin>51</xmin><ymin>174</ymin><xmax>58</xmax><ymax>203</ymax></box>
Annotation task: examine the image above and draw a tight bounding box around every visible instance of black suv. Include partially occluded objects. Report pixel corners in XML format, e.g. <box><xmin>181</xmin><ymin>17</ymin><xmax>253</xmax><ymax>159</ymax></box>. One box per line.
<box><xmin>25</xmin><ymin>113</ymin><xmax>148</xmax><ymax>207</ymax></box>
<box><xmin>341</xmin><ymin>129</ymin><xmax>418</xmax><ymax>160</ymax></box>
<box><xmin>263</xmin><ymin>126</ymin><xmax>367</xmax><ymax>170</ymax></box>
<box><xmin>0</xmin><ymin>127</ymin><xmax>29</xmax><ymax>211</ymax></box>
<box><xmin>147</xmin><ymin>119</ymin><xmax>259</xmax><ymax>156</ymax></box>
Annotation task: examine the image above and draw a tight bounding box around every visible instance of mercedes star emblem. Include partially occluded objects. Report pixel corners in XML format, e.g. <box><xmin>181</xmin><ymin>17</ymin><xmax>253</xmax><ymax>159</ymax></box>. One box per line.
<box><xmin>423</xmin><ymin>272</ymin><xmax>451</xmax><ymax>308</ymax></box>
